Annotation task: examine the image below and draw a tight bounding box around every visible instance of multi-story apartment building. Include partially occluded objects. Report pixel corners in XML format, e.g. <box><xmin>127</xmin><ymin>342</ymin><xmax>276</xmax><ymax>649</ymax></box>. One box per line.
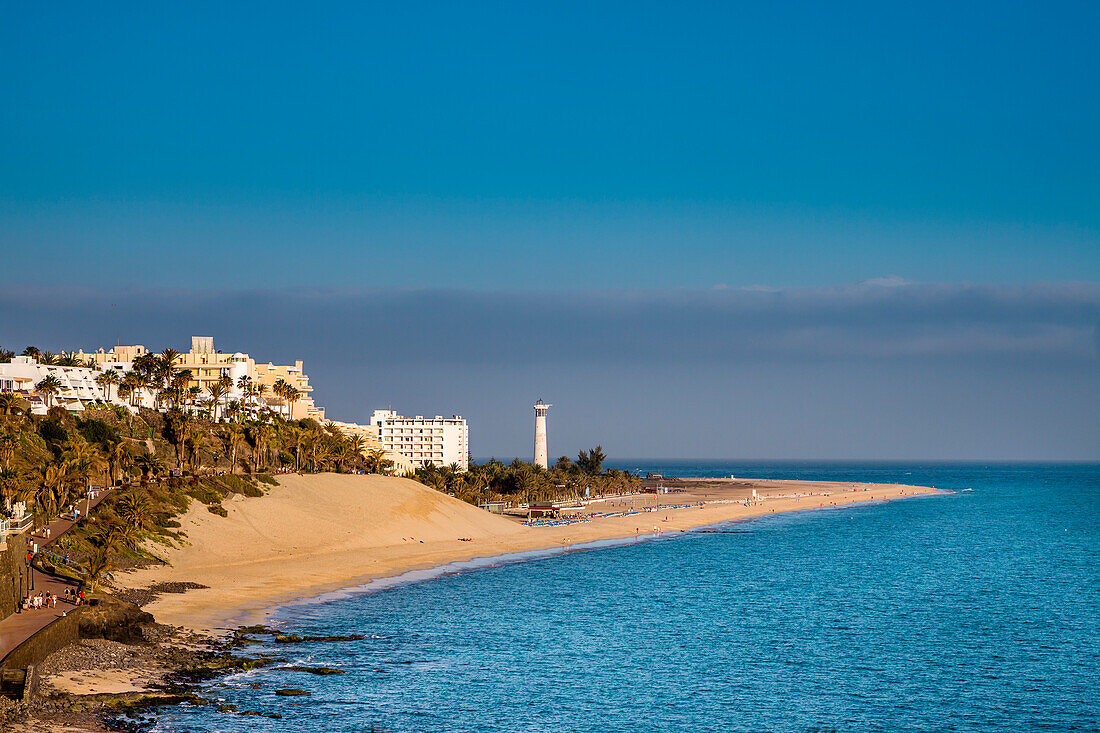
<box><xmin>77</xmin><ymin>336</ymin><xmax>325</xmax><ymax>421</ymax></box>
<box><xmin>252</xmin><ymin>360</ymin><xmax>323</xmax><ymax>421</ymax></box>
<box><xmin>327</xmin><ymin>419</ymin><xmax>415</xmax><ymax>475</ymax></box>
<box><xmin>370</xmin><ymin>409</ymin><xmax>469</xmax><ymax>471</ymax></box>
<box><xmin>0</xmin><ymin>356</ymin><xmax>113</xmax><ymax>414</ymax></box>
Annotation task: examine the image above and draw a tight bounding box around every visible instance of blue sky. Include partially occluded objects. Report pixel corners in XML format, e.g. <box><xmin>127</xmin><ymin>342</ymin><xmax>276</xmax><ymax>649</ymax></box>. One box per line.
<box><xmin>1</xmin><ymin>2</ymin><xmax>1098</xmax><ymax>457</ymax></box>
<box><xmin>3</xmin><ymin>1</ymin><xmax>1098</xmax><ymax>288</ymax></box>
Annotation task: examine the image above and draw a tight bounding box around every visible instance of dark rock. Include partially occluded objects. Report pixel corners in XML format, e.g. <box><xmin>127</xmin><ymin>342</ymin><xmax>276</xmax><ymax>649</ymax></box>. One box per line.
<box><xmin>236</xmin><ymin>624</ymin><xmax>272</xmax><ymax>635</ymax></box>
<box><xmin>274</xmin><ymin>633</ymin><xmax>364</xmax><ymax>643</ymax></box>
<box><xmin>77</xmin><ymin>595</ymin><xmax>156</xmax><ymax>643</ymax></box>
<box><xmin>113</xmin><ymin>582</ymin><xmax>208</xmax><ymax>608</ymax></box>
<box><xmin>278</xmin><ymin>666</ymin><xmax>347</xmax><ymax>675</ymax></box>
<box><xmin>275</xmin><ymin>688</ymin><xmax>310</xmax><ymax>696</ymax></box>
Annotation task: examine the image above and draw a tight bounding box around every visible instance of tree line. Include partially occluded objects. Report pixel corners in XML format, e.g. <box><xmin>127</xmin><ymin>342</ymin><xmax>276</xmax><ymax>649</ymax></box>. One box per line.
<box><xmin>413</xmin><ymin>444</ymin><xmax>640</xmax><ymax>505</ymax></box>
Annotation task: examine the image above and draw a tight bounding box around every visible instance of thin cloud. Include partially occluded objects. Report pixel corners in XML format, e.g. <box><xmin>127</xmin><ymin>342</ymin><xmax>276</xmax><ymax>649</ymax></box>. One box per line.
<box><xmin>1</xmin><ymin>281</ymin><xmax>1096</xmax><ymax>365</ymax></box>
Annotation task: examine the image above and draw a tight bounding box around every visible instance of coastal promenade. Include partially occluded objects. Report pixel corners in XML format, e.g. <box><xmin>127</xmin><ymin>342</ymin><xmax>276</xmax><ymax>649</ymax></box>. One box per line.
<box><xmin>0</xmin><ymin>488</ymin><xmax>113</xmax><ymax>666</ymax></box>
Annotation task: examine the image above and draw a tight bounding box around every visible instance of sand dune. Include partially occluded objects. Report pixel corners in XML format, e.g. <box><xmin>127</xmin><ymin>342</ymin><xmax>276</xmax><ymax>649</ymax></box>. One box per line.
<box><xmin>116</xmin><ymin>473</ymin><xmax>937</xmax><ymax>632</ymax></box>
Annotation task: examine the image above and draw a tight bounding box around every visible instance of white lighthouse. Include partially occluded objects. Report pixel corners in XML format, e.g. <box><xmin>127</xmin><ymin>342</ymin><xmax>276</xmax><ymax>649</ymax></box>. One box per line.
<box><xmin>533</xmin><ymin>399</ymin><xmax>551</xmax><ymax>469</ymax></box>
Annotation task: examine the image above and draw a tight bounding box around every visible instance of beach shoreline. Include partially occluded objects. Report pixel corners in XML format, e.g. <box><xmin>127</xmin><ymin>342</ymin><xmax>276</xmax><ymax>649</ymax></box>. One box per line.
<box><xmin>112</xmin><ymin>473</ymin><xmax>942</xmax><ymax>634</ymax></box>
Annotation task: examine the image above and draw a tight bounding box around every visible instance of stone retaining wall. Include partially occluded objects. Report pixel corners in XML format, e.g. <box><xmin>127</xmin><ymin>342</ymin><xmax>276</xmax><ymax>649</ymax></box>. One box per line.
<box><xmin>1</xmin><ymin>609</ymin><xmax>83</xmax><ymax>670</ymax></box>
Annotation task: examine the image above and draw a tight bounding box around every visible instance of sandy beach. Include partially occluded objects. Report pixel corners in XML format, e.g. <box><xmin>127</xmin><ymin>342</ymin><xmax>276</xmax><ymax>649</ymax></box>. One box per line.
<box><xmin>113</xmin><ymin>473</ymin><xmax>939</xmax><ymax>633</ymax></box>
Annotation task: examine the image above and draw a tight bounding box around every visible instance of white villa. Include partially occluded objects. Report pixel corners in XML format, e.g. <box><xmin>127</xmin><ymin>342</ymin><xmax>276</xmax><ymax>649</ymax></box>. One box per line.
<box><xmin>0</xmin><ymin>356</ymin><xmax>111</xmax><ymax>414</ymax></box>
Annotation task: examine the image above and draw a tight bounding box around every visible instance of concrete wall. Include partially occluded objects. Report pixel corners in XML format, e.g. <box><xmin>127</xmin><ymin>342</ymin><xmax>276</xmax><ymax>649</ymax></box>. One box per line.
<box><xmin>1</xmin><ymin>610</ymin><xmax>82</xmax><ymax>670</ymax></box>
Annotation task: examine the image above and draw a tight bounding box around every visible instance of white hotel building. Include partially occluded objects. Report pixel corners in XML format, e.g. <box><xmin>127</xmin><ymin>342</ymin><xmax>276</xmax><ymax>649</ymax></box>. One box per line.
<box><xmin>0</xmin><ymin>356</ymin><xmax>122</xmax><ymax>414</ymax></box>
<box><xmin>370</xmin><ymin>409</ymin><xmax>469</xmax><ymax>471</ymax></box>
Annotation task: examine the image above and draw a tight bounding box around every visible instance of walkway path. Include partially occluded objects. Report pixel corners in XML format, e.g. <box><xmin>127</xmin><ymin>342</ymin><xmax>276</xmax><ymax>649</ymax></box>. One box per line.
<box><xmin>0</xmin><ymin>488</ymin><xmax>114</xmax><ymax>665</ymax></box>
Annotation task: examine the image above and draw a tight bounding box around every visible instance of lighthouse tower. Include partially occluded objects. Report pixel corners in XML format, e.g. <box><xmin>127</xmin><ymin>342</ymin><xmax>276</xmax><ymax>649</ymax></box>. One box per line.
<box><xmin>533</xmin><ymin>400</ymin><xmax>551</xmax><ymax>469</ymax></box>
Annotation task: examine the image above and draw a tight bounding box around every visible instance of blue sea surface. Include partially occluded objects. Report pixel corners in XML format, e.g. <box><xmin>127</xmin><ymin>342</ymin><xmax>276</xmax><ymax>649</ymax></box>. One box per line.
<box><xmin>157</xmin><ymin>462</ymin><xmax>1100</xmax><ymax>732</ymax></box>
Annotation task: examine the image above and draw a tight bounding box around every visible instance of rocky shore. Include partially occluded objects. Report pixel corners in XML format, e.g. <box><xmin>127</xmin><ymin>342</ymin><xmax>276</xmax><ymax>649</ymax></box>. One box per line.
<box><xmin>3</xmin><ymin>596</ymin><xmax>366</xmax><ymax>732</ymax></box>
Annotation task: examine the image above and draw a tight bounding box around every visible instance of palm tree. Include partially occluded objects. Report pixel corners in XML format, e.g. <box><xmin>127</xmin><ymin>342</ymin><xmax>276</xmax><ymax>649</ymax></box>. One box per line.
<box><xmin>187</xmin><ymin>428</ymin><xmax>206</xmax><ymax>472</ymax></box>
<box><xmin>40</xmin><ymin>460</ymin><xmax>68</xmax><ymax>517</ymax></box>
<box><xmin>0</xmin><ymin>392</ymin><xmax>29</xmax><ymax>416</ymax></box>
<box><xmin>0</xmin><ymin>431</ymin><xmax>16</xmax><ymax>470</ymax></box>
<box><xmin>20</xmin><ymin>346</ymin><xmax>41</xmax><ymax>360</ymax></box>
<box><xmin>281</xmin><ymin>424</ymin><xmax>303</xmax><ymax>471</ymax></box>
<box><xmin>0</xmin><ymin>466</ymin><xmax>23</xmax><ymax>505</ymax></box>
<box><xmin>132</xmin><ymin>353</ymin><xmax>159</xmax><ymax>382</ymax></box>
<box><xmin>106</xmin><ymin>441</ymin><xmax>133</xmax><ymax>486</ymax></box>
<box><xmin>96</xmin><ymin>370</ymin><xmax>121</xmax><ymax>401</ymax></box>
<box><xmin>120</xmin><ymin>371</ymin><xmax>145</xmax><ymax>406</ymax></box>
<box><xmin>364</xmin><ymin>449</ymin><xmax>393</xmax><ymax>475</ymax></box>
<box><xmin>464</xmin><ymin>465</ymin><xmax>490</xmax><ymax>498</ymax></box>
<box><xmin>221</xmin><ymin>423</ymin><xmax>246</xmax><ymax>473</ymax></box>
<box><xmin>35</xmin><ymin>374</ymin><xmax>63</xmax><ymax>410</ymax></box>
<box><xmin>347</xmin><ymin>435</ymin><xmax>366</xmax><ymax>456</ymax></box>
<box><xmin>150</xmin><ymin>349</ymin><xmax>180</xmax><ymax>406</ymax></box>
<box><xmin>253</xmin><ymin>383</ymin><xmax>268</xmax><ymax>415</ymax></box>
<box><xmin>115</xmin><ymin>490</ymin><xmax>150</xmax><ymax>530</ymax></box>
<box><xmin>577</xmin><ymin>445</ymin><xmax>607</xmax><ymax>475</ymax></box>
<box><xmin>217</xmin><ymin>374</ymin><xmax>233</xmax><ymax>415</ymax></box>
<box><xmin>80</xmin><ymin>547</ymin><xmax>115</xmax><ymax>592</ymax></box>
<box><xmin>64</xmin><ymin>437</ymin><xmax>104</xmax><ymax>493</ymax></box>
<box><xmin>167</xmin><ymin>369</ymin><xmax>191</xmax><ymax>409</ymax></box>
<box><xmin>284</xmin><ymin>386</ymin><xmax>301</xmax><ymax>419</ymax></box>
<box><xmin>164</xmin><ymin>408</ymin><xmax>192</xmax><ymax>469</ymax></box>
<box><xmin>272</xmin><ymin>379</ymin><xmax>290</xmax><ymax>417</ymax></box>
<box><xmin>249</xmin><ymin>423</ymin><xmax>273</xmax><ymax>471</ymax></box>
<box><xmin>0</xmin><ymin>347</ymin><xmax>15</xmax><ymax>363</ymax></box>
<box><xmin>133</xmin><ymin>452</ymin><xmax>167</xmax><ymax>484</ymax></box>
<box><xmin>306</xmin><ymin>425</ymin><xmax>325</xmax><ymax>471</ymax></box>
<box><xmin>206</xmin><ymin>381</ymin><xmax>227</xmax><ymax>421</ymax></box>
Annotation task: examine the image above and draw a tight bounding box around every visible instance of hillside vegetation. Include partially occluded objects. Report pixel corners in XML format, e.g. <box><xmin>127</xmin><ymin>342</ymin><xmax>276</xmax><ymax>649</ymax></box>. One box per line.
<box><xmin>0</xmin><ymin>401</ymin><xmax>373</xmax><ymax>588</ymax></box>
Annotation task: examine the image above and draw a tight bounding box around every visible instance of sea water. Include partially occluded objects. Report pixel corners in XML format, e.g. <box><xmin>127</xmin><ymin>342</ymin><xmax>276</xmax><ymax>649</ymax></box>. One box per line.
<box><xmin>156</xmin><ymin>462</ymin><xmax>1099</xmax><ymax>732</ymax></box>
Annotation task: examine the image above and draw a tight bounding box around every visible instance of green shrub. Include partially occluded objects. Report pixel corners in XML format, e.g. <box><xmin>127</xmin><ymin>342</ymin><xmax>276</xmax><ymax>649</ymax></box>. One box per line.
<box><xmin>207</xmin><ymin>504</ymin><xmax>228</xmax><ymax>517</ymax></box>
<box><xmin>255</xmin><ymin>474</ymin><xmax>278</xmax><ymax>486</ymax></box>
<box><xmin>77</xmin><ymin>418</ymin><xmax>119</xmax><ymax>448</ymax></box>
<box><xmin>186</xmin><ymin>484</ymin><xmax>224</xmax><ymax>505</ymax></box>
<box><xmin>39</xmin><ymin>419</ymin><xmax>67</xmax><ymax>446</ymax></box>
<box><xmin>219</xmin><ymin>474</ymin><xmax>254</xmax><ymax>492</ymax></box>
<box><xmin>239</xmin><ymin>483</ymin><xmax>263</xmax><ymax>497</ymax></box>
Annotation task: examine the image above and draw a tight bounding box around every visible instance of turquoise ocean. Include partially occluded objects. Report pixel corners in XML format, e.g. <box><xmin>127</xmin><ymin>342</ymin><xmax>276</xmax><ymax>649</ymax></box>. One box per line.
<box><xmin>156</xmin><ymin>461</ymin><xmax>1099</xmax><ymax>732</ymax></box>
